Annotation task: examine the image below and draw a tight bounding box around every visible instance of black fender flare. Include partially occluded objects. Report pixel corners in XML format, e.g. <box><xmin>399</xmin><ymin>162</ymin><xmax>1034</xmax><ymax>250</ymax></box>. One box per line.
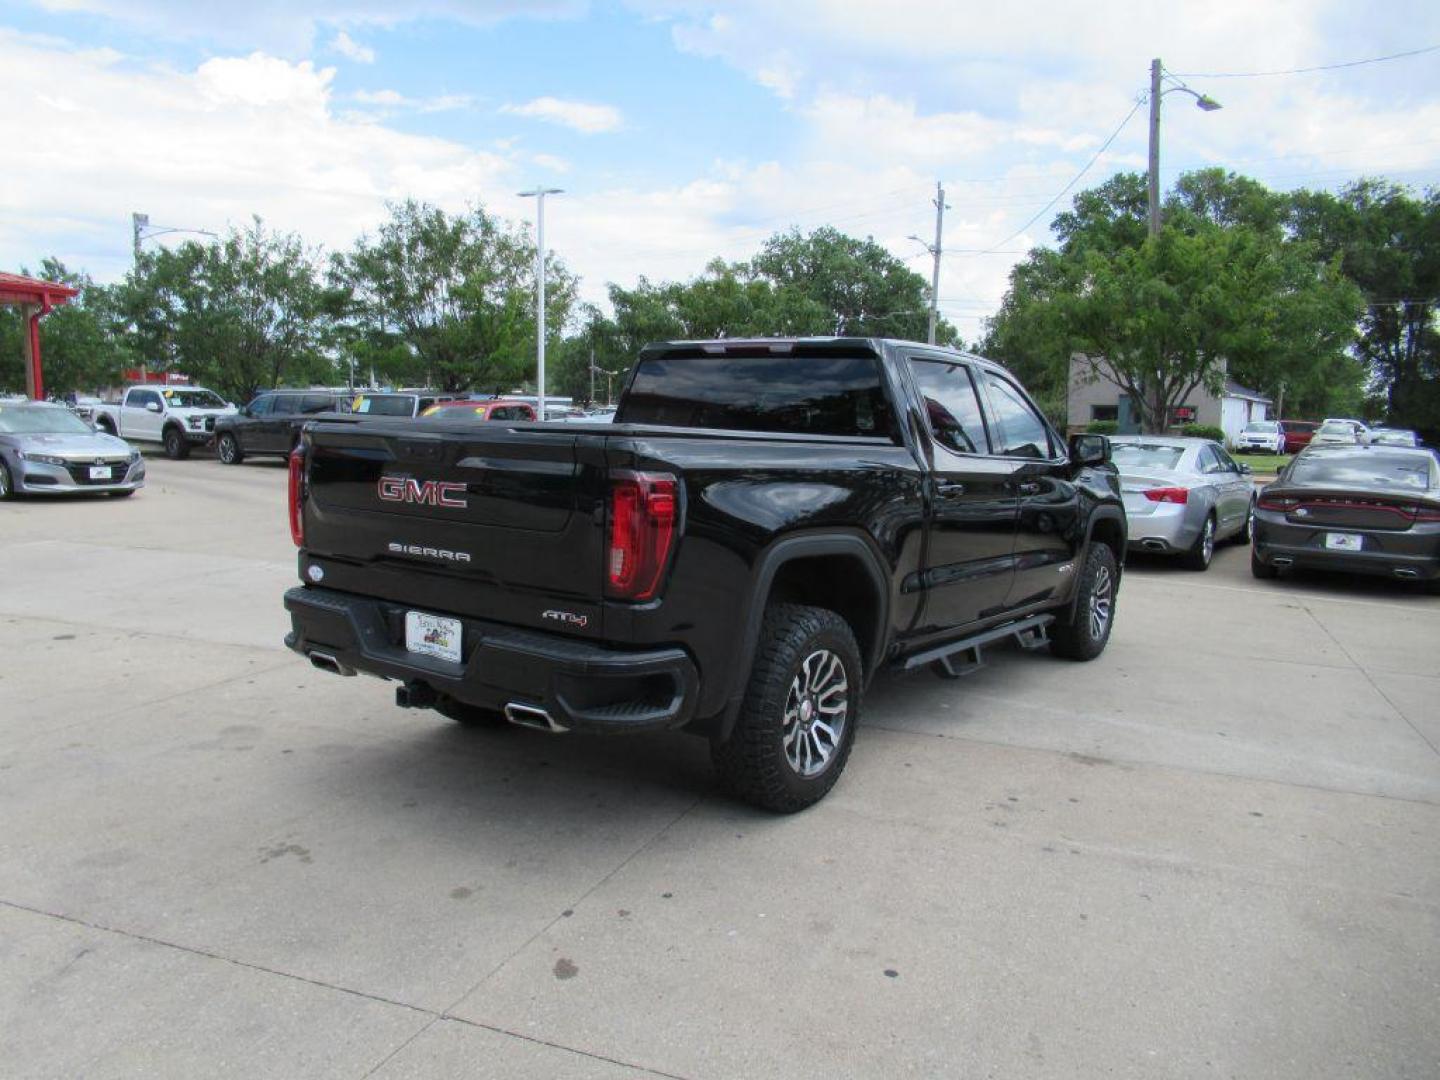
<box><xmin>718</xmin><ymin>531</ymin><xmax>890</xmax><ymax>741</ymax></box>
<box><xmin>1067</xmin><ymin>506</ymin><xmax>1127</xmax><ymax>620</ymax></box>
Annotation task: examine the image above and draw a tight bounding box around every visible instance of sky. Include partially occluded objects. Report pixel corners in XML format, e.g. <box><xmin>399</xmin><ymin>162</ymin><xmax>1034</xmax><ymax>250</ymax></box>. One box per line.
<box><xmin>3</xmin><ymin>1</ymin><xmax>1439</xmax><ymax>338</ymax></box>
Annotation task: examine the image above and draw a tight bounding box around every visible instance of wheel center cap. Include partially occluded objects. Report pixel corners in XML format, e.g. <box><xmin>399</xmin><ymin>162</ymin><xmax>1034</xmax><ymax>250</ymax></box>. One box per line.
<box><xmin>799</xmin><ymin>699</ymin><xmax>814</xmax><ymax>725</ymax></box>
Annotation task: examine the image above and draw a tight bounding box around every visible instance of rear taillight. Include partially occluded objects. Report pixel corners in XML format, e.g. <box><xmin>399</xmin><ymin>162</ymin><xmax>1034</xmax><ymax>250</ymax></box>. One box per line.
<box><xmin>1143</xmin><ymin>486</ymin><xmax>1189</xmax><ymax>504</ymax></box>
<box><xmin>1258</xmin><ymin>493</ymin><xmax>1300</xmax><ymax>512</ymax></box>
<box><xmin>1411</xmin><ymin>504</ymin><xmax>1440</xmax><ymax>523</ymax></box>
<box><xmin>606</xmin><ymin>471</ymin><xmax>678</xmax><ymax>601</ymax></box>
<box><xmin>288</xmin><ymin>447</ymin><xmax>306</xmax><ymax>547</ymax></box>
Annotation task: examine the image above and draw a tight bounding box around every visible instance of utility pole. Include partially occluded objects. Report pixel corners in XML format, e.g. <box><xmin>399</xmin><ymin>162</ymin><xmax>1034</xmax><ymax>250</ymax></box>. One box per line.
<box><xmin>1147</xmin><ymin>59</ymin><xmax>1221</xmax><ymax>238</ymax></box>
<box><xmin>1148</xmin><ymin>59</ymin><xmax>1163</xmax><ymax>238</ymax></box>
<box><xmin>588</xmin><ymin>343</ymin><xmax>596</xmax><ymax>406</ymax></box>
<box><xmin>131</xmin><ymin>212</ymin><xmax>217</xmax><ymax>261</ymax></box>
<box><xmin>907</xmin><ymin>181</ymin><xmax>948</xmax><ymax>345</ymax></box>
<box><xmin>132</xmin><ymin>212</ymin><xmax>149</xmax><ymax>262</ymax></box>
<box><xmin>518</xmin><ymin>187</ymin><xmax>563</xmax><ymax>420</ymax></box>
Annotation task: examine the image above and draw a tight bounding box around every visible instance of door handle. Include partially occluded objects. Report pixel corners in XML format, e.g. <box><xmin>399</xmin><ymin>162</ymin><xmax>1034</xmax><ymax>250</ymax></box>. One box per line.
<box><xmin>935</xmin><ymin>480</ymin><xmax>966</xmax><ymax>497</ymax></box>
<box><xmin>1015</xmin><ymin>481</ymin><xmax>1042</xmax><ymax>496</ymax></box>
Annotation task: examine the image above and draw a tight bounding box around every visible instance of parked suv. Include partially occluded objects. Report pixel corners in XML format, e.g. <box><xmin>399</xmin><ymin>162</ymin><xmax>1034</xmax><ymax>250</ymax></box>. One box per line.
<box><xmin>215</xmin><ymin>390</ymin><xmax>350</xmax><ymax>464</ymax></box>
<box><xmin>284</xmin><ymin>338</ymin><xmax>1126</xmax><ymax>812</ymax></box>
<box><xmin>1234</xmin><ymin>420</ymin><xmax>1284</xmax><ymax>454</ymax></box>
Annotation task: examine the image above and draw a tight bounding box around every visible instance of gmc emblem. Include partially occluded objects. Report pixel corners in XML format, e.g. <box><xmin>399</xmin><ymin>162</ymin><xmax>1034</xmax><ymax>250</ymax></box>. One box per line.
<box><xmin>377</xmin><ymin>476</ymin><xmax>468</xmax><ymax>508</ymax></box>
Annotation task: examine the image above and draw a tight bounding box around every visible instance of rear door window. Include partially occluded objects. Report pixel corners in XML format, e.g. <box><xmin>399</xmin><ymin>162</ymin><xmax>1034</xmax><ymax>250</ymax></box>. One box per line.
<box><xmin>907</xmin><ymin>359</ymin><xmax>990</xmax><ymax>454</ymax></box>
<box><xmin>248</xmin><ymin>395</ymin><xmax>275</xmax><ymax>417</ymax></box>
<box><xmin>981</xmin><ymin>373</ymin><xmax>1054</xmax><ymax>459</ymax></box>
<box><xmin>272</xmin><ymin>395</ymin><xmax>301</xmax><ymax>416</ymax></box>
<box><xmin>300</xmin><ymin>394</ymin><xmax>334</xmax><ymax>414</ymax></box>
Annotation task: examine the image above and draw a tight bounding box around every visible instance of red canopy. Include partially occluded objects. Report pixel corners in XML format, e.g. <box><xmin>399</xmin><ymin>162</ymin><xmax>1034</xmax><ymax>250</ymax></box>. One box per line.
<box><xmin>1</xmin><ymin>271</ymin><xmax>79</xmax><ymax>400</ymax></box>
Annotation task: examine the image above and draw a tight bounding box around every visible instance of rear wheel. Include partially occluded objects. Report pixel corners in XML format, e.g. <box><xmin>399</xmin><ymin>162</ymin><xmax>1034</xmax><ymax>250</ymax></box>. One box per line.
<box><xmin>1250</xmin><ymin>548</ymin><xmax>1279</xmax><ymax>579</ymax></box>
<box><xmin>217</xmin><ymin>432</ymin><xmax>244</xmax><ymax>465</ymax></box>
<box><xmin>711</xmin><ymin>603</ymin><xmax>860</xmax><ymax>813</ymax></box>
<box><xmin>434</xmin><ymin>695</ymin><xmax>506</xmax><ymax>727</ymax></box>
<box><xmin>1182</xmin><ymin>515</ymin><xmax>1216</xmax><ymax>571</ymax></box>
<box><xmin>162</xmin><ymin>426</ymin><xmax>190</xmax><ymax>460</ymax></box>
<box><xmin>1236</xmin><ymin>498</ymin><xmax>1256</xmax><ymax>544</ymax></box>
<box><xmin>1051</xmin><ymin>542</ymin><xmax>1118</xmax><ymax>661</ymax></box>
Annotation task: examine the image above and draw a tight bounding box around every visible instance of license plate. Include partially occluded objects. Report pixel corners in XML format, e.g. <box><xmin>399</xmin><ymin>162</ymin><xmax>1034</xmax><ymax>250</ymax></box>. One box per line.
<box><xmin>404</xmin><ymin>611</ymin><xmax>462</xmax><ymax>663</ymax></box>
<box><xmin>88</xmin><ymin>466</ymin><xmax>112</xmax><ymax>480</ymax></box>
<box><xmin>1325</xmin><ymin>532</ymin><xmax>1363</xmax><ymax>551</ymax></box>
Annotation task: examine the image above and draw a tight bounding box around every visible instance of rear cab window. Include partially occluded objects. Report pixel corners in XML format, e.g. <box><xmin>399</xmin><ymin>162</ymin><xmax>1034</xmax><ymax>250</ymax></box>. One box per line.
<box><xmin>907</xmin><ymin>358</ymin><xmax>990</xmax><ymax>455</ymax></box>
<box><xmin>616</xmin><ymin>350</ymin><xmax>896</xmax><ymax>438</ymax></box>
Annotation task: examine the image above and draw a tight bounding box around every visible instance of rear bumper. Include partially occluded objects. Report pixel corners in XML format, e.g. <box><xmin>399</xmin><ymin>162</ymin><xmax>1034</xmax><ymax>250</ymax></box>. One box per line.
<box><xmin>1254</xmin><ymin>517</ymin><xmax>1440</xmax><ymax>581</ymax></box>
<box><xmin>284</xmin><ymin>585</ymin><xmax>699</xmax><ymax>733</ymax></box>
<box><xmin>1123</xmin><ymin>501</ymin><xmax>1202</xmax><ymax>554</ymax></box>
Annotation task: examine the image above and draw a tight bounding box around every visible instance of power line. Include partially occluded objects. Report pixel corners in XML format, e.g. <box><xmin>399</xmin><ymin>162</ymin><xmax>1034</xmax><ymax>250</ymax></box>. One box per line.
<box><xmin>973</xmin><ymin>97</ymin><xmax>1145</xmax><ymax>255</ymax></box>
<box><xmin>1172</xmin><ymin>43</ymin><xmax>1440</xmax><ymax>79</ymax></box>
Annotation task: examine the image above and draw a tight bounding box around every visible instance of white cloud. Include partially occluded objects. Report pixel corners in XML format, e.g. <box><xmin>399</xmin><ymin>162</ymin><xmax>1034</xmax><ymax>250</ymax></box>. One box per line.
<box><xmin>0</xmin><ymin>33</ymin><xmax>513</xmax><ymax>282</ymax></box>
<box><xmin>501</xmin><ymin>96</ymin><xmax>624</xmax><ymax>134</ymax></box>
<box><xmin>328</xmin><ymin>30</ymin><xmax>374</xmax><ymax>63</ymax></box>
<box><xmin>352</xmin><ymin>87</ymin><xmax>472</xmax><ymax>112</ymax></box>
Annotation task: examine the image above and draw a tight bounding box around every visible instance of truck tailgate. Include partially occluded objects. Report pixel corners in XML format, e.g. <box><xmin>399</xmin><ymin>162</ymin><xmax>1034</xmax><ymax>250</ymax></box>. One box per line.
<box><xmin>301</xmin><ymin>420</ymin><xmax>607</xmax><ymax>635</ymax></box>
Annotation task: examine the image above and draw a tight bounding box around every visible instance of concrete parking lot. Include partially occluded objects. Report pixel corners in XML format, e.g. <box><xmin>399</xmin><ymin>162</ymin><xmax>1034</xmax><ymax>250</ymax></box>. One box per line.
<box><xmin>2</xmin><ymin>454</ymin><xmax>1438</xmax><ymax>1079</ymax></box>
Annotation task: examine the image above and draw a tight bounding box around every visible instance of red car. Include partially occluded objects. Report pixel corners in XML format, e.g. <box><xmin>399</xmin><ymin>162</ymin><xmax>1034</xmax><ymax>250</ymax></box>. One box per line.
<box><xmin>1279</xmin><ymin>420</ymin><xmax>1318</xmax><ymax>455</ymax></box>
<box><xmin>420</xmin><ymin>398</ymin><xmax>537</xmax><ymax>421</ymax></box>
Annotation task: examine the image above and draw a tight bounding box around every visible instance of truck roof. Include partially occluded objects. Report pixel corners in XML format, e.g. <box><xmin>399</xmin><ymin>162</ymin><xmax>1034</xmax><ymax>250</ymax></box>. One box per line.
<box><xmin>639</xmin><ymin>337</ymin><xmax>1008</xmax><ymax>374</ymax></box>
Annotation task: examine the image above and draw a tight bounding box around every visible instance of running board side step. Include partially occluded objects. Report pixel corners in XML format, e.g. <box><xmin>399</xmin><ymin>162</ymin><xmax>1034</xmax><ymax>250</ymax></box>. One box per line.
<box><xmin>903</xmin><ymin>614</ymin><xmax>1056</xmax><ymax>680</ymax></box>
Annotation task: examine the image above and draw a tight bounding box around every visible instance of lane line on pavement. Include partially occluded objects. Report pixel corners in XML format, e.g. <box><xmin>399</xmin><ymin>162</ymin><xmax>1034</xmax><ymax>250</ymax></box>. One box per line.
<box><xmin>0</xmin><ymin>898</ymin><xmax>694</xmax><ymax>1080</ymax></box>
<box><xmin>1299</xmin><ymin>603</ymin><xmax>1440</xmax><ymax>759</ymax></box>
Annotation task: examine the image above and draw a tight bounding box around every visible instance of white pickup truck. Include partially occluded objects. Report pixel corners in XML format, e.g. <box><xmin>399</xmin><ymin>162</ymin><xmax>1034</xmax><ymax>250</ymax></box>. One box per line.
<box><xmin>88</xmin><ymin>386</ymin><xmax>237</xmax><ymax>459</ymax></box>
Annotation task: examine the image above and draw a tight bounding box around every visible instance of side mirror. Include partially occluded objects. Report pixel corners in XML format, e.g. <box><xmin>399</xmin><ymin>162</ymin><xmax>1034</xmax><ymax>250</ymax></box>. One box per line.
<box><xmin>1238</xmin><ymin>462</ymin><xmax>1253</xmax><ymax>475</ymax></box>
<box><xmin>1068</xmin><ymin>433</ymin><xmax>1110</xmax><ymax>467</ymax></box>
<box><xmin>145</xmin><ymin>401</ymin><xmax>161</xmax><ymax>413</ymax></box>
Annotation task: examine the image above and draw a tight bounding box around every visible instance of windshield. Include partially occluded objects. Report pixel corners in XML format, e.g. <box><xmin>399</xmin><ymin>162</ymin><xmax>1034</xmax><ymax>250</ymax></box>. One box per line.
<box><xmin>1289</xmin><ymin>451</ymin><xmax>1433</xmax><ymax>491</ymax></box>
<box><xmin>1318</xmin><ymin>421</ymin><xmax>1353</xmax><ymax>434</ymax></box>
<box><xmin>1243</xmin><ymin>422</ymin><xmax>1275</xmax><ymax>433</ymax></box>
<box><xmin>161</xmin><ymin>389</ymin><xmax>227</xmax><ymax>409</ymax></box>
<box><xmin>353</xmin><ymin>394</ymin><xmax>416</xmax><ymax>416</ymax></box>
<box><xmin>0</xmin><ymin>405</ymin><xmax>96</xmax><ymax>435</ymax></box>
<box><xmin>1110</xmin><ymin>443</ymin><xmax>1186</xmax><ymax>472</ymax></box>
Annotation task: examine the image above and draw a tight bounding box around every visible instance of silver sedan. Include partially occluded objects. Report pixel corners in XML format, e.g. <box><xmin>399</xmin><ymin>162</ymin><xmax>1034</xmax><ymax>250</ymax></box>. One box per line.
<box><xmin>1111</xmin><ymin>436</ymin><xmax>1255</xmax><ymax>570</ymax></box>
<box><xmin>0</xmin><ymin>402</ymin><xmax>145</xmax><ymax>498</ymax></box>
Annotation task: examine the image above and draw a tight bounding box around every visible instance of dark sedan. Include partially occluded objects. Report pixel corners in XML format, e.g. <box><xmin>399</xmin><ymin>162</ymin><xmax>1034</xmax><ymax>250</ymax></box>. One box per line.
<box><xmin>1252</xmin><ymin>445</ymin><xmax>1440</xmax><ymax>591</ymax></box>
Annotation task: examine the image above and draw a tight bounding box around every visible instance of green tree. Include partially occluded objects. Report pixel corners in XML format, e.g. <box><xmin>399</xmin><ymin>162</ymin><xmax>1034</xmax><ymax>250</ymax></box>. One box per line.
<box><xmin>329</xmin><ymin>200</ymin><xmax>576</xmax><ymax>393</ymax></box>
<box><xmin>986</xmin><ymin>169</ymin><xmax>1364</xmax><ymax>431</ymax></box>
<box><xmin>120</xmin><ymin>220</ymin><xmax>330</xmax><ymax>403</ymax></box>
<box><xmin>748</xmin><ymin>226</ymin><xmax>960</xmax><ymax>343</ymax></box>
<box><xmin>1290</xmin><ymin>180</ymin><xmax>1440</xmax><ymax>437</ymax></box>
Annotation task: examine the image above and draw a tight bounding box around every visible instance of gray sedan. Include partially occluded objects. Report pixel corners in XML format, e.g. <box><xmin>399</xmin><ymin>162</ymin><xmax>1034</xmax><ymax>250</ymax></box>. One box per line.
<box><xmin>0</xmin><ymin>402</ymin><xmax>145</xmax><ymax>498</ymax></box>
<box><xmin>1111</xmin><ymin>436</ymin><xmax>1255</xmax><ymax>570</ymax></box>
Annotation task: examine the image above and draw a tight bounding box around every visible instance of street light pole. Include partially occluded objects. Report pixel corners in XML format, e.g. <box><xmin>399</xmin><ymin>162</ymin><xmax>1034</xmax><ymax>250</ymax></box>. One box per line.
<box><xmin>518</xmin><ymin>187</ymin><xmax>563</xmax><ymax>420</ymax></box>
<box><xmin>1146</xmin><ymin>60</ymin><xmax>1222</xmax><ymax>238</ymax></box>
<box><xmin>907</xmin><ymin>181</ymin><xmax>949</xmax><ymax>345</ymax></box>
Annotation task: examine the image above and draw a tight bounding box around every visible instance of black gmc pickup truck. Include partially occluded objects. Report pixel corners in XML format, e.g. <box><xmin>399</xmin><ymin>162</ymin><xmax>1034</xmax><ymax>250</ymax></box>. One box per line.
<box><xmin>284</xmin><ymin>338</ymin><xmax>1125</xmax><ymax>811</ymax></box>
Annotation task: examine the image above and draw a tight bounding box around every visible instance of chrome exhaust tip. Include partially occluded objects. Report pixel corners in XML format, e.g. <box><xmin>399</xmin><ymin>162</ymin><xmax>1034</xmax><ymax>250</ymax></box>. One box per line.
<box><xmin>1393</xmin><ymin>568</ymin><xmax>1420</xmax><ymax>579</ymax></box>
<box><xmin>504</xmin><ymin>702</ymin><xmax>569</xmax><ymax>734</ymax></box>
<box><xmin>1141</xmin><ymin>538</ymin><xmax>1168</xmax><ymax>551</ymax></box>
<box><xmin>1272</xmin><ymin>557</ymin><xmax>1294</xmax><ymax>567</ymax></box>
<box><xmin>308</xmin><ymin>650</ymin><xmax>355</xmax><ymax>677</ymax></box>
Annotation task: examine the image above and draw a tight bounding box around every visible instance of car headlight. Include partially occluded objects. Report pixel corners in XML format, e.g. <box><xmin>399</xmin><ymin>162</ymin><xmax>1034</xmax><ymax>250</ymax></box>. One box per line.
<box><xmin>129</xmin><ymin>449</ymin><xmax>142</xmax><ymax>462</ymax></box>
<box><xmin>21</xmin><ymin>452</ymin><xmax>67</xmax><ymax>466</ymax></box>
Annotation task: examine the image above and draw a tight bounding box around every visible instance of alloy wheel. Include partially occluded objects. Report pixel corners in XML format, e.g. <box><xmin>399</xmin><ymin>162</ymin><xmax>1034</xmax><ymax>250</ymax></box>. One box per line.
<box><xmin>782</xmin><ymin>649</ymin><xmax>849</xmax><ymax>778</ymax></box>
<box><xmin>1089</xmin><ymin>564</ymin><xmax>1113</xmax><ymax>640</ymax></box>
<box><xmin>1201</xmin><ymin>519</ymin><xmax>1215</xmax><ymax>565</ymax></box>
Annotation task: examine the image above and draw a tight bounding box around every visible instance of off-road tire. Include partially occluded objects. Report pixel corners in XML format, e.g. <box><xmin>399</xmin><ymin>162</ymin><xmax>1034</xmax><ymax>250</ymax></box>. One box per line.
<box><xmin>162</xmin><ymin>425</ymin><xmax>190</xmax><ymax>460</ymax></box>
<box><xmin>0</xmin><ymin>460</ymin><xmax>14</xmax><ymax>500</ymax></box>
<box><xmin>434</xmin><ymin>695</ymin><xmax>507</xmax><ymax>728</ymax></box>
<box><xmin>1250</xmin><ymin>548</ymin><xmax>1279</xmax><ymax>579</ymax></box>
<box><xmin>1050</xmin><ymin>542</ymin><xmax>1118</xmax><ymax>661</ymax></box>
<box><xmin>217</xmin><ymin>432</ymin><xmax>244</xmax><ymax>465</ymax></box>
<box><xmin>711</xmin><ymin>603</ymin><xmax>861</xmax><ymax>813</ymax></box>
<box><xmin>1182</xmin><ymin>515</ymin><xmax>1216</xmax><ymax>571</ymax></box>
